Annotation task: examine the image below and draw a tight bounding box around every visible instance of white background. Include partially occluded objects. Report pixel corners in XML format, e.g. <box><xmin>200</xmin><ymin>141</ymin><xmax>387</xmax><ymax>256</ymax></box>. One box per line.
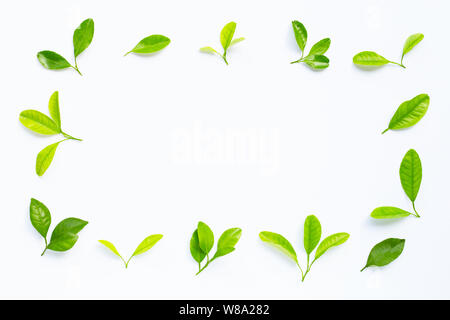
<box><xmin>0</xmin><ymin>0</ymin><xmax>449</xmax><ymax>299</ymax></box>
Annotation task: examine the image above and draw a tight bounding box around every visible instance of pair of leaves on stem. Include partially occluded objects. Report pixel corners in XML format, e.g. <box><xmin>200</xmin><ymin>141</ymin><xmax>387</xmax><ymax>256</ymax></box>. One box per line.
<box><xmin>30</xmin><ymin>198</ymin><xmax>88</xmax><ymax>256</ymax></box>
<box><xmin>290</xmin><ymin>21</ymin><xmax>331</xmax><ymax>69</ymax></box>
<box><xmin>371</xmin><ymin>149</ymin><xmax>423</xmax><ymax>219</ymax></box>
<box><xmin>353</xmin><ymin>33</ymin><xmax>424</xmax><ymax>68</ymax></box>
<box><xmin>259</xmin><ymin>215</ymin><xmax>349</xmax><ymax>282</ymax></box>
<box><xmin>125</xmin><ymin>35</ymin><xmax>170</xmax><ymax>56</ymax></box>
<box><xmin>361</xmin><ymin>238</ymin><xmax>405</xmax><ymax>271</ymax></box>
<box><xmin>19</xmin><ymin>91</ymin><xmax>82</xmax><ymax>176</ymax></box>
<box><xmin>99</xmin><ymin>235</ymin><xmax>163</xmax><ymax>268</ymax></box>
<box><xmin>382</xmin><ymin>94</ymin><xmax>429</xmax><ymax>134</ymax></box>
<box><xmin>190</xmin><ymin>222</ymin><xmax>242</xmax><ymax>275</ymax></box>
<box><xmin>37</xmin><ymin>18</ymin><xmax>94</xmax><ymax>75</ymax></box>
<box><xmin>200</xmin><ymin>22</ymin><xmax>245</xmax><ymax>65</ymax></box>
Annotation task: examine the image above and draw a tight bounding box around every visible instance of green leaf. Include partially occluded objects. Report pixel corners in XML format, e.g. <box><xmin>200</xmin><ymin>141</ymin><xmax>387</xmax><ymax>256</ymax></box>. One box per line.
<box><xmin>383</xmin><ymin>94</ymin><xmax>429</xmax><ymax>133</ymax></box>
<box><xmin>125</xmin><ymin>35</ymin><xmax>171</xmax><ymax>55</ymax></box>
<box><xmin>230</xmin><ymin>37</ymin><xmax>245</xmax><ymax>47</ymax></box>
<box><xmin>214</xmin><ymin>228</ymin><xmax>242</xmax><ymax>258</ymax></box>
<box><xmin>308</xmin><ymin>38</ymin><xmax>331</xmax><ymax>56</ymax></box>
<box><xmin>259</xmin><ymin>231</ymin><xmax>298</xmax><ymax>263</ymax></box>
<box><xmin>98</xmin><ymin>240</ymin><xmax>122</xmax><ymax>258</ymax></box>
<box><xmin>353</xmin><ymin>51</ymin><xmax>390</xmax><ymax>66</ymax></box>
<box><xmin>220</xmin><ymin>22</ymin><xmax>236</xmax><ymax>51</ymax></box>
<box><xmin>400</xmin><ymin>149</ymin><xmax>422</xmax><ymax>203</ymax></box>
<box><xmin>132</xmin><ymin>234</ymin><xmax>163</xmax><ymax>257</ymax></box>
<box><xmin>303</xmin><ymin>54</ymin><xmax>329</xmax><ymax>69</ymax></box>
<box><xmin>292</xmin><ymin>20</ymin><xmax>307</xmax><ymax>52</ymax></box>
<box><xmin>73</xmin><ymin>18</ymin><xmax>94</xmax><ymax>58</ymax></box>
<box><xmin>190</xmin><ymin>229</ymin><xmax>206</xmax><ymax>263</ymax></box>
<box><xmin>402</xmin><ymin>33</ymin><xmax>424</xmax><ymax>62</ymax></box>
<box><xmin>370</xmin><ymin>207</ymin><xmax>412</xmax><ymax>219</ymax></box>
<box><xmin>48</xmin><ymin>91</ymin><xmax>61</xmax><ymax>129</ymax></box>
<box><xmin>36</xmin><ymin>141</ymin><xmax>62</xmax><ymax>176</ymax></box>
<box><xmin>361</xmin><ymin>238</ymin><xmax>405</xmax><ymax>271</ymax></box>
<box><xmin>19</xmin><ymin>110</ymin><xmax>60</xmax><ymax>135</ymax></box>
<box><xmin>47</xmin><ymin>233</ymin><xmax>79</xmax><ymax>252</ymax></box>
<box><xmin>303</xmin><ymin>215</ymin><xmax>321</xmax><ymax>255</ymax></box>
<box><xmin>314</xmin><ymin>232</ymin><xmax>350</xmax><ymax>260</ymax></box>
<box><xmin>197</xmin><ymin>221</ymin><xmax>214</xmax><ymax>254</ymax></box>
<box><xmin>200</xmin><ymin>46</ymin><xmax>220</xmax><ymax>55</ymax></box>
<box><xmin>30</xmin><ymin>198</ymin><xmax>51</xmax><ymax>239</ymax></box>
<box><xmin>47</xmin><ymin>218</ymin><xmax>88</xmax><ymax>251</ymax></box>
<box><xmin>37</xmin><ymin>51</ymin><xmax>71</xmax><ymax>70</ymax></box>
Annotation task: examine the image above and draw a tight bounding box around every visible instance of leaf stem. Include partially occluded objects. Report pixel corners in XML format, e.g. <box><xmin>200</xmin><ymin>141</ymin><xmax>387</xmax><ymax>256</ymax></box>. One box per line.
<box><xmin>119</xmin><ymin>255</ymin><xmax>128</xmax><ymax>268</ymax></box>
<box><xmin>125</xmin><ymin>256</ymin><xmax>133</xmax><ymax>268</ymax></box>
<box><xmin>360</xmin><ymin>266</ymin><xmax>367</xmax><ymax>272</ymax></box>
<box><xmin>389</xmin><ymin>61</ymin><xmax>406</xmax><ymax>68</ymax></box>
<box><xmin>381</xmin><ymin>128</ymin><xmax>389</xmax><ymax>134</ymax></box>
<box><xmin>412</xmin><ymin>202</ymin><xmax>421</xmax><ymax>218</ymax></box>
<box><xmin>296</xmin><ymin>261</ymin><xmax>304</xmax><ymax>281</ymax></box>
<box><xmin>71</xmin><ymin>65</ymin><xmax>83</xmax><ymax>76</ymax></box>
<box><xmin>62</xmin><ymin>132</ymin><xmax>83</xmax><ymax>141</ymax></box>
<box><xmin>41</xmin><ymin>238</ymin><xmax>48</xmax><ymax>256</ymax></box>
<box><xmin>290</xmin><ymin>58</ymin><xmax>304</xmax><ymax>64</ymax></box>
<box><xmin>222</xmin><ymin>54</ymin><xmax>229</xmax><ymax>65</ymax></box>
<box><xmin>196</xmin><ymin>256</ymin><xmax>216</xmax><ymax>275</ymax></box>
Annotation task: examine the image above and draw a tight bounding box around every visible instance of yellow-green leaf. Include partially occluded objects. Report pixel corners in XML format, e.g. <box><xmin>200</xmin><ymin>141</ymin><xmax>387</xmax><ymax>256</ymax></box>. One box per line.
<box><xmin>36</xmin><ymin>141</ymin><xmax>62</xmax><ymax>176</ymax></box>
<box><xmin>220</xmin><ymin>22</ymin><xmax>236</xmax><ymax>51</ymax></box>
<box><xmin>132</xmin><ymin>234</ymin><xmax>163</xmax><ymax>257</ymax></box>
<box><xmin>370</xmin><ymin>207</ymin><xmax>412</xmax><ymax>219</ymax></box>
<box><xmin>98</xmin><ymin>240</ymin><xmax>122</xmax><ymax>258</ymax></box>
<box><xmin>48</xmin><ymin>91</ymin><xmax>61</xmax><ymax>129</ymax></box>
<box><xmin>402</xmin><ymin>33</ymin><xmax>424</xmax><ymax>62</ymax></box>
<box><xmin>314</xmin><ymin>232</ymin><xmax>349</xmax><ymax>260</ymax></box>
<box><xmin>304</xmin><ymin>215</ymin><xmax>321</xmax><ymax>254</ymax></box>
<box><xmin>259</xmin><ymin>231</ymin><xmax>298</xmax><ymax>263</ymax></box>
<box><xmin>19</xmin><ymin>110</ymin><xmax>60</xmax><ymax>135</ymax></box>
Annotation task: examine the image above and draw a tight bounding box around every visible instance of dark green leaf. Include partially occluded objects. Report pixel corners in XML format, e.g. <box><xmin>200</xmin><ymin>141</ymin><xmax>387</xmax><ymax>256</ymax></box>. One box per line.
<box><xmin>30</xmin><ymin>198</ymin><xmax>51</xmax><ymax>238</ymax></box>
<box><xmin>370</xmin><ymin>207</ymin><xmax>412</xmax><ymax>219</ymax></box>
<box><xmin>47</xmin><ymin>218</ymin><xmax>88</xmax><ymax>251</ymax></box>
<box><xmin>303</xmin><ymin>215</ymin><xmax>321</xmax><ymax>254</ymax></box>
<box><xmin>73</xmin><ymin>18</ymin><xmax>94</xmax><ymax>58</ymax></box>
<box><xmin>361</xmin><ymin>238</ymin><xmax>405</xmax><ymax>271</ymax></box>
<box><xmin>37</xmin><ymin>51</ymin><xmax>71</xmax><ymax>70</ymax></box>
